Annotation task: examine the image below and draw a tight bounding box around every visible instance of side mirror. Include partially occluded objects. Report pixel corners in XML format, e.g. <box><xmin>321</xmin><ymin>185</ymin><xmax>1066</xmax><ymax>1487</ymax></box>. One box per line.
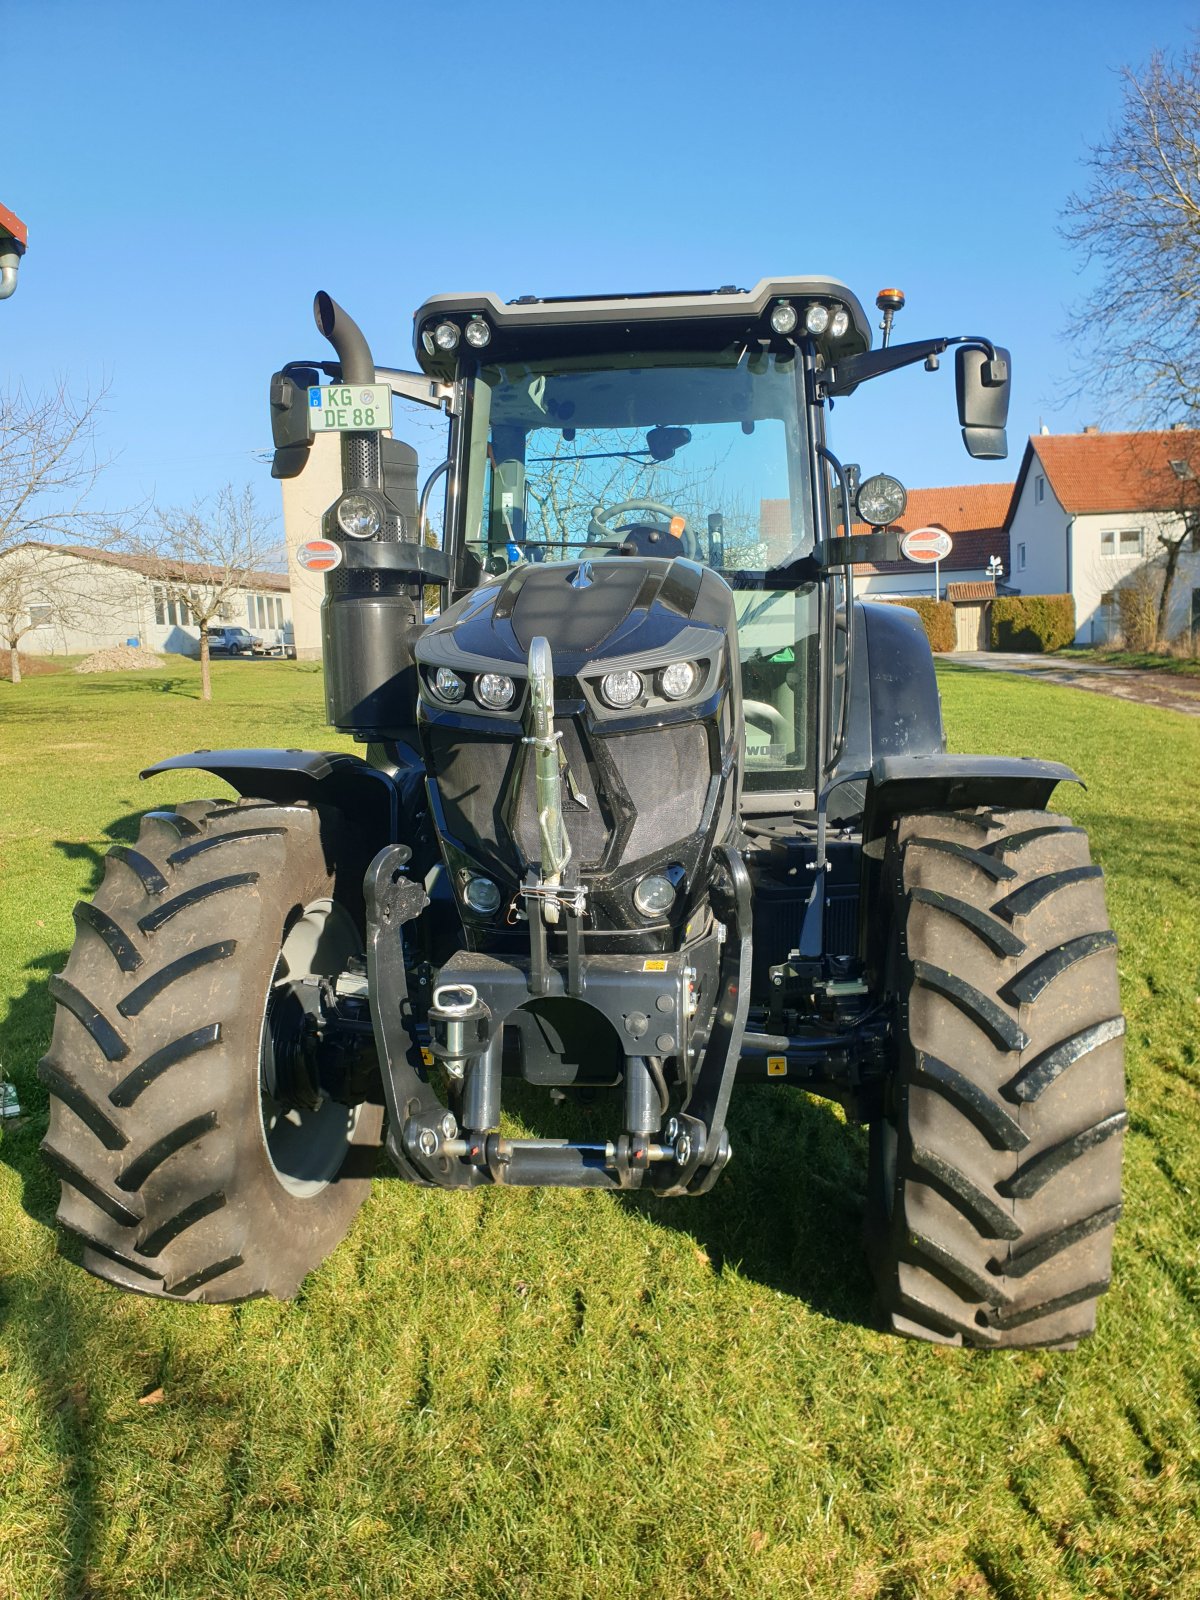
<box><xmin>955</xmin><ymin>346</ymin><xmax>1011</xmax><ymax>460</ymax></box>
<box><xmin>269</xmin><ymin>368</ymin><xmax>318</xmax><ymax>479</ymax></box>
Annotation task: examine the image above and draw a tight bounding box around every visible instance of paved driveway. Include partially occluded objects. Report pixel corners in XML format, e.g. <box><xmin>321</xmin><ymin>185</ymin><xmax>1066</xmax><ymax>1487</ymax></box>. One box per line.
<box><xmin>950</xmin><ymin>653</ymin><xmax>1200</xmax><ymax>717</ymax></box>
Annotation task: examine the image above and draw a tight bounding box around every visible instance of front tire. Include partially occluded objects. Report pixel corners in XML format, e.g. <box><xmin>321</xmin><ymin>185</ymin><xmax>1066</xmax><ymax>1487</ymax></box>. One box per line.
<box><xmin>866</xmin><ymin>807</ymin><xmax>1125</xmax><ymax>1348</ymax></box>
<box><xmin>39</xmin><ymin>798</ymin><xmax>382</xmax><ymax>1302</ymax></box>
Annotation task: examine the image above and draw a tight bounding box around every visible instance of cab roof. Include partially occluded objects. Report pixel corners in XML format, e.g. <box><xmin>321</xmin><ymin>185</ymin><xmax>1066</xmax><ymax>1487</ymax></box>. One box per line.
<box><xmin>411</xmin><ymin>276</ymin><xmax>871</xmax><ymax>378</ymax></box>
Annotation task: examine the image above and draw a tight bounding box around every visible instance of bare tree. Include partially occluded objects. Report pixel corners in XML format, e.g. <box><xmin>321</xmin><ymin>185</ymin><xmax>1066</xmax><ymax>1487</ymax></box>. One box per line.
<box><xmin>0</xmin><ymin>380</ymin><xmax>117</xmax><ymax>554</ymax></box>
<box><xmin>1061</xmin><ymin>39</ymin><xmax>1200</xmax><ymax>424</ymax></box>
<box><xmin>0</xmin><ymin>543</ymin><xmax>122</xmax><ymax>682</ymax></box>
<box><xmin>128</xmin><ymin>484</ymin><xmax>284</xmax><ymax>701</ymax></box>
<box><xmin>0</xmin><ymin>381</ymin><xmax>127</xmax><ymax>680</ymax></box>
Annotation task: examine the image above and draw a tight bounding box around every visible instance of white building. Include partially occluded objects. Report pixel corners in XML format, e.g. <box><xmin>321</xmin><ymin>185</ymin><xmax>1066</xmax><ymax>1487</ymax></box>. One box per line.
<box><xmin>1005</xmin><ymin>429</ymin><xmax>1200</xmax><ymax>645</ymax></box>
<box><xmin>0</xmin><ymin>542</ymin><xmax>293</xmax><ymax>657</ymax></box>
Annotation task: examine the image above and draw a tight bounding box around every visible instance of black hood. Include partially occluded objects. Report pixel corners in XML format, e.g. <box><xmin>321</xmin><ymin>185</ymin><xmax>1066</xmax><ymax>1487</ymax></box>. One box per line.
<box><xmin>416</xmin><ymin>556</ymin><xmax>734</xmax><ymax>678</ymax></box>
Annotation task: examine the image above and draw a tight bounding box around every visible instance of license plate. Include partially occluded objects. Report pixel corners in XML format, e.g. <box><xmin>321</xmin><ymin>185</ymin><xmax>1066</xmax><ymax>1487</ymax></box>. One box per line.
<box><xmin>308</xmin><ymin>384</ymin><xmax>391</xmax><ymax>432</ymax></box>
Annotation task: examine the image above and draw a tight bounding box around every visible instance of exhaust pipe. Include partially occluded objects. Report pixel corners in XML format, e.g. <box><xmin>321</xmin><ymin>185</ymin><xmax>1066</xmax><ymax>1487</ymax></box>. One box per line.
<box><xmin>312</xmin><ymin>290</ymin><xmax>381</xmax><ymax>493</ymax></box>
<box><xmin>313</xmin><ymin>290</ymin><xmax>376</xmax><ymax>386</ymax></box>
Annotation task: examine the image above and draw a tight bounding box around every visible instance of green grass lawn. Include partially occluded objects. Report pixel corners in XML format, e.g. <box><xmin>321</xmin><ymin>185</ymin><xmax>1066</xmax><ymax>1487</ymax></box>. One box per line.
<box><xmin>2</xmin><ymin>659</ymin><xmax>1199</xmax><ymax>1600</ymax></box>
<box><xmin>1050</xmin><ymin>647</ymin><xmax>1200</xmax><ymax>678</ymax></box>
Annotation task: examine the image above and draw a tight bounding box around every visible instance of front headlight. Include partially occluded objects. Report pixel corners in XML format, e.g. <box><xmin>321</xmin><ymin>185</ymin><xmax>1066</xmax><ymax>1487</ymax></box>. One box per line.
<box><xmin>336</xmin><ymin>493</ymin><xmax>382</xmax><ymax>540</ymax></box>
<box><xmin>475</xmin><ymin>671</ymin><xmax>515</xmax><ymax>710</ymax></box>
<box><xmin>659</xmin><ymin>661</ymin><xmax>697</xmax><ymax>700</ymax></box>
<box><xmin>433</xmin><ymin>667</ymin><xmax>465</xmax><ymax>703</ymax></box>
<box><xmin>633</xmin><ymin>874</ymin><xmax>677</xmax><ymax>918</ymax></box>
<box><xmin>462</xmin><ymin>875</ymin><xmax>502</xmax><ymax>914</ymax></box>
<box><xmin>601</xmin><ymin>668</ymin><xmax>643</xmax><ymax>708</ymax></box>
<box><xmin>856</xmin><ymin>474</ymin><xmax>908</xmax><ymax>528</ymax></box>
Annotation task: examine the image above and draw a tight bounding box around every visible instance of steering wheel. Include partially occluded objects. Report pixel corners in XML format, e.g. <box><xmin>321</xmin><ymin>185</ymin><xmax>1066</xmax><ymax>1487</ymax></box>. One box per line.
<box><xmin>586</xmin><ymin>499</ymin><xmax>696</xmax><ymax>559</ymax></box>
<box><xmin>743</xmin><ymin>700</ymin><xmax>789</xmax><ymax>741</ymax></box>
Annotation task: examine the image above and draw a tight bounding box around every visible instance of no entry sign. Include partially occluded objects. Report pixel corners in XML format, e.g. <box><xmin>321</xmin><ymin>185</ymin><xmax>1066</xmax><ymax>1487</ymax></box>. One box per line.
<box><xmin>901</xmin><ymin>527</ymin><xmax>953</xmax><ymax>565</ymax></box>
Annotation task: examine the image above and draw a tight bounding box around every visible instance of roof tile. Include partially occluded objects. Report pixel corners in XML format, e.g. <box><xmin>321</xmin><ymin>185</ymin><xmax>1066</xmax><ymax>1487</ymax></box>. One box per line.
<box><xmin>1031</xmin><ymin>429</ymin><xmax>1200</xmax><ymax>516</ymax></box>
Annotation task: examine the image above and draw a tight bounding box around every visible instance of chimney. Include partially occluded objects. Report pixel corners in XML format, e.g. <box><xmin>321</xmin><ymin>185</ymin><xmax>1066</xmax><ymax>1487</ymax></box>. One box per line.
<box><xmin>1039</xmin><ymin>423</ymin><xmax>1050</xmax><ymax>435</ymax></box>
<box><xmin>1082</xmin><ymin>424</ymin><xmax>1099</xmax><ymax>434</ymax></box>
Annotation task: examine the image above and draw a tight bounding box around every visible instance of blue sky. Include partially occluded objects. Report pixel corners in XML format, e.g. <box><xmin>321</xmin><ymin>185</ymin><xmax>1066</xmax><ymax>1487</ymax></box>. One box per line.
<box><xmin>3</xmin><ymin>0</ymin><xmax>1196</xmax><ymax>521</ymax></box>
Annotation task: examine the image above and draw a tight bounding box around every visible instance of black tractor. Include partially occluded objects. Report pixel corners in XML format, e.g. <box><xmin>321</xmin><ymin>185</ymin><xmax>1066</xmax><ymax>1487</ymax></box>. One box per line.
<box><xmin>39</xmin><ymin>279</ymin><xmax>1125</xmax><ymax>1345</ymax></box>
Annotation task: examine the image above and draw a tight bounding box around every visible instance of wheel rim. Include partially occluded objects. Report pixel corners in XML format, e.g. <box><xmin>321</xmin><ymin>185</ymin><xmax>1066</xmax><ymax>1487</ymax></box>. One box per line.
<box><xmin>258</xmin><ymin>897</ymin><xmax>362</xmax><ymax>1199</ymax></box>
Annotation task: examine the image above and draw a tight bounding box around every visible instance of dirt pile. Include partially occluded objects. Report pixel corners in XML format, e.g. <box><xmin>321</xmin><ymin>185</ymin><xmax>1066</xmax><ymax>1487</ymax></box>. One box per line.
<box><xmin>75</xmin><ymin>645</ymin><xmax>165</xmax><ymax>674</ymax></box>
<box><xmin>1</xmin><ymin>652</ymin><xmax>68</xmax><ymax>681</ymax></box>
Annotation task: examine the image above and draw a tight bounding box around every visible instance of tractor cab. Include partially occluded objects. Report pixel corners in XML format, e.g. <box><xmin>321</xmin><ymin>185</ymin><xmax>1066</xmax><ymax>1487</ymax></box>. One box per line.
<box><xmin>410</xmin><ymin>280</ymin><xmax>867</xmax><ymax>807</ymax></box>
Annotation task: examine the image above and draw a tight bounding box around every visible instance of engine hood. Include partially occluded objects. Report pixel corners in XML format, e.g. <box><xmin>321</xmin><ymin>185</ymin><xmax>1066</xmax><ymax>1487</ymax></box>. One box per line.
<box><xmin>416</xmin><ymin>556</ymin><xmax>735</xmax><ymax>678</ymax></box>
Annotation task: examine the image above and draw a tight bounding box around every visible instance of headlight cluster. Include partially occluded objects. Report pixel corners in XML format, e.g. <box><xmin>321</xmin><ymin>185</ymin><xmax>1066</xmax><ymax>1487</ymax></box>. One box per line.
<box><xmin>598</xmin><ymin>660</ymin><xmax>699</xmax><ymax>710</ymax></box>
<box><xmin>770</xmin><ymin>299</ymin><xmax>852</xmax><ymax>343</ymax></box>
<box><xmin>430</xmin><ymin>666</ymin><xmax>517</xmax><ymax>710</ymax></box>
<box><xmin>423</xmin><ymin>315</ymin><xmax>492</xmax><ymax>355</ymax></box>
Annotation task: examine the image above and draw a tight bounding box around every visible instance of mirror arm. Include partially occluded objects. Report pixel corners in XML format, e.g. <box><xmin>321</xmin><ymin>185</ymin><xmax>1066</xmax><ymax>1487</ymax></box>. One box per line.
<box><xmin>821</xmin><ymin>335</ymin><xmax>1003</xmax><ymax>397</ymax></box>
<box><xmin>377</xmin><ymin>366</ymin><xmax>458</xmax><ymax>415</ymax></box>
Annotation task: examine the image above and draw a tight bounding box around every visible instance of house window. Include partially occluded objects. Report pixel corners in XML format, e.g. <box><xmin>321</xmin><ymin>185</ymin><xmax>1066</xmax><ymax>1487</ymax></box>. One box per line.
<box><xmin>273</xmin><ymin>597</ymin><xmax>283</xmax><ymax>627</ymax></box>
<box><xmin>247</xmin><ymin>596</ymin><xmax>255</xmax><ymax>625</ymax></box>
<box><xmin>153</xmin><ymin>586</ymin><xmax>166</xmax><ymax>626</ymax></box>
<box><xmin>28</xmin><ymin>604</ymin><xmax>51</xmax><ymax>627</ymax></box>
<box><xmin>1101</xmin><ymin>528</ymin><xmax>1144</xmax><ymax>556</ymax></box>
<box><xmin>1016</xmin><ymin>543</ymin><xmax>1026</xmax><ymax>572</ymax></box>
<box><xmin>1035</xmin><ymin>475</ymin><xmax>1045</xmax><ymax>504</ymax></box>
<box><xmin>166</xmin><ymin>596</ymin><xmax>178</xmax><ymax>626</ymax></box>
<box><xmin>178</xmin><ymin>599</ymin><xmax>191</xmax><ymax>627</ymax></box>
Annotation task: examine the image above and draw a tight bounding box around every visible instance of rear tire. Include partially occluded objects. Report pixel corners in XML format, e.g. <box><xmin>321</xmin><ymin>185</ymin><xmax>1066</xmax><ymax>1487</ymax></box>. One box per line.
<box><xmin>866</xmin><ymin>807</ymin><xmax>1125</xmax><ymax>1347</ymax></box>
<box><xmin>39</xmin><ymin>798</ymin><xmax>382</xmax><ymax>1302</ymax></box>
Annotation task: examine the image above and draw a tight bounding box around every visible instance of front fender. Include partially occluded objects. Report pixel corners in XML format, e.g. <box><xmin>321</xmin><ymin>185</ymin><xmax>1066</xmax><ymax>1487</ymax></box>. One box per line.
<box><xmin>862</xmin><ymin>753</ymin><xmax>1082</xmax><ymax>845</ymax></box>
<box><xmin>139</xmin><ymin>747</ymin><xmax>420</xmax><ymax>844</ymax></box>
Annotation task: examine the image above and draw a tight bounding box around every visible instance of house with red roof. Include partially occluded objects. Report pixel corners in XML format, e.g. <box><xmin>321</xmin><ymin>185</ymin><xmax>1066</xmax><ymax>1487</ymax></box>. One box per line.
<box><xmin>1005</xmin><ymin>428</ymin><xmax>1200</xmax><ymax>644</ymax></box>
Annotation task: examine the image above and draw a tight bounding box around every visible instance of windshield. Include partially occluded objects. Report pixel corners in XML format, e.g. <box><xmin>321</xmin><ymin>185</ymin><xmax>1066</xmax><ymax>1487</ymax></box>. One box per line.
<box><xmin>461</xmin><ymin>346</ymin><xmax>811</xmax><ymax>577</ymax></box>
<box><xmin>458</xmin><ymin>346</ymin><xmax>818</xmax><ymax>793</ymax></box>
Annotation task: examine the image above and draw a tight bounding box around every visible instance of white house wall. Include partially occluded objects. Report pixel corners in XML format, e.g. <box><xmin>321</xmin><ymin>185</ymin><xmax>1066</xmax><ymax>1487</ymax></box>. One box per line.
<box><xmin>1071</xmin><ymin>511</ymin><xmax>1200</xmax><ymax>644</ymax></box>
<box><xmin>3</xmin><ymin>549</ymin><xmax>293</xmax><ymax>658</ymax></box>
<box><xmin>1007</xmin><ymin>468</ymin><xmax>1069</xmax><ymax>603</ymax></box>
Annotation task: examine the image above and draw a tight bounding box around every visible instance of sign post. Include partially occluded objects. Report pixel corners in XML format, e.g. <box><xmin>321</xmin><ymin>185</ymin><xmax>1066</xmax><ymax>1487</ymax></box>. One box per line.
<box><xmin>900</xmin><ymin>527</ymin><xmax>953</xmax><ymax>598</ymax></box>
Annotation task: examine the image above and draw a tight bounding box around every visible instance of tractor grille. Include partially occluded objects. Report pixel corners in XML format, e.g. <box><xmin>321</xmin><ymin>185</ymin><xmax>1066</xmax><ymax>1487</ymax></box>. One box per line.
<box><xmin>426</xmin><ymin>729</ymin><xmax>521</xmax><ymax>862</ymax></box>
<box><xmin>514</xmin><ymin>720</ymin><xmax>611</xmax><ymax>868</ymax></box>
<box><xmin>427</xmin><ymin>717</ymin><xmax>713</xmax><ymax>875</ymax></box>
<box><xmin>604</xmin><ymin>724</ymin><xmax>709</xmax><ymax>864</ymax></box>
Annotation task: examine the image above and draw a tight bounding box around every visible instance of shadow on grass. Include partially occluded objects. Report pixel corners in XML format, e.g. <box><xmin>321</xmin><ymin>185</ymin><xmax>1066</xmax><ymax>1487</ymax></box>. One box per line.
<box><xmin>69</xmin><ymin>674</ymin><xmax>201</xmax><ymax>697</ymax></box>
<box><xmin>496</xmin><ymin>1078</ymin><xmax>878</xmax><ymax>1330</ymax></box>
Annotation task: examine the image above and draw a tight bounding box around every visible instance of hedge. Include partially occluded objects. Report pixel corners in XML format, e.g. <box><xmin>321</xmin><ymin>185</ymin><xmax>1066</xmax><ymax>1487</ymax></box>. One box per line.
<box><xmin>990</xmin><ymin>594</ymin><xmax>1076</xmax><ymax>652</ymax></box>
<box><xmin>879</xmin><ymin>597</ymin><xmax>956</xmax><ymax>653</ymax></box>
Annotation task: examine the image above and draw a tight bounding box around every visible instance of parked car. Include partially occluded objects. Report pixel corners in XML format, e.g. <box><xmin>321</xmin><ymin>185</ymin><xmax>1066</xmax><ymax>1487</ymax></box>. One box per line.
<box><xmin>207</xmin><ymin>626</ymin><xmax>259</xmax><ymax>657</ymax></box>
